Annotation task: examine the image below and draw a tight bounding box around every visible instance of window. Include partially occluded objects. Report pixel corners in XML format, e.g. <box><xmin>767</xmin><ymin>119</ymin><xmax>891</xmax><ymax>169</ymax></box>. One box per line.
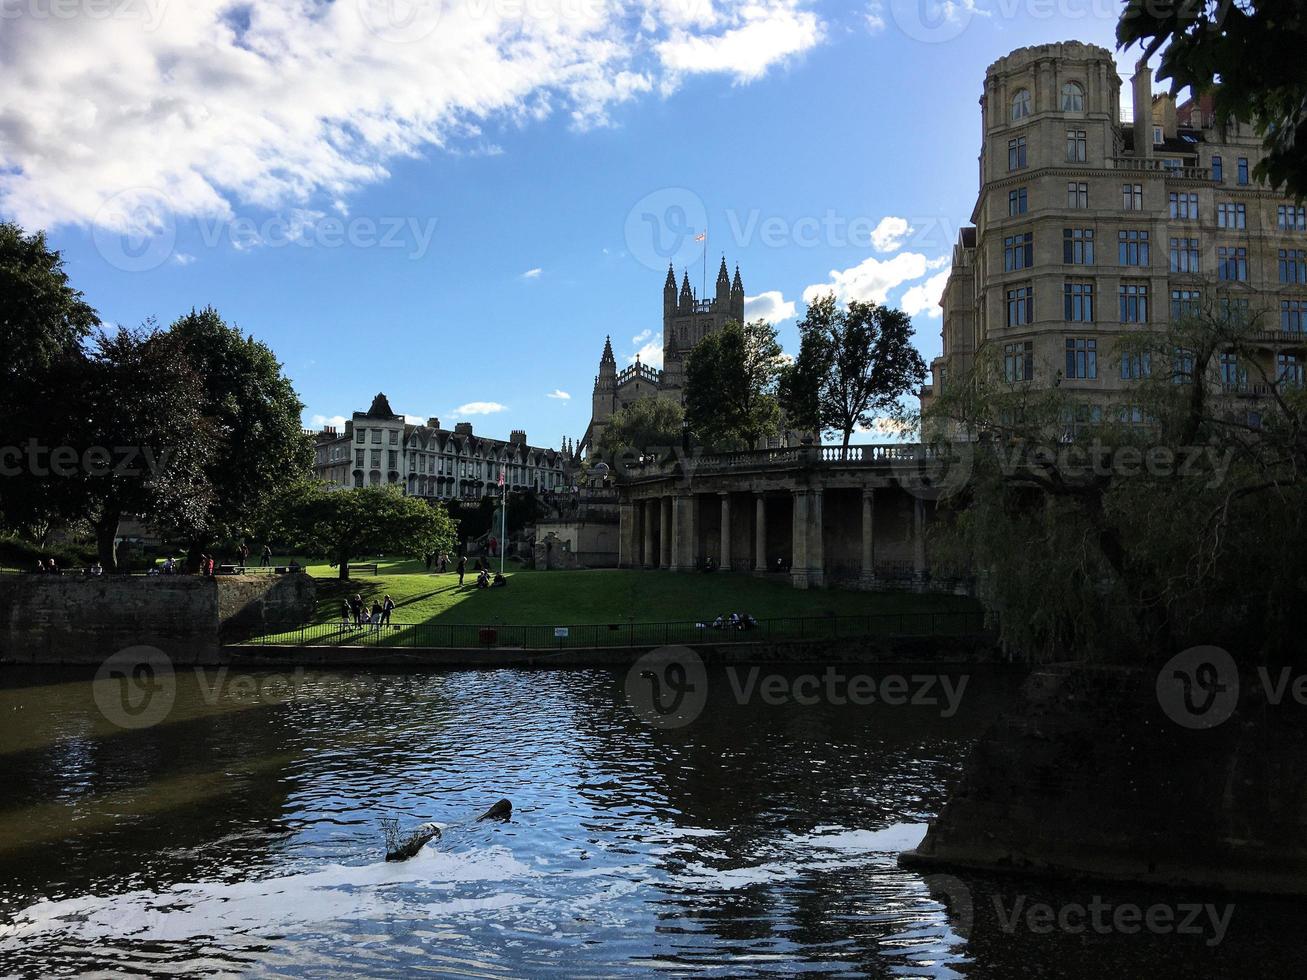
<box><xmin>1120</xmin><ymin>350</ymin><xmax>1151</xmax><ymax>380</ymax></box>
<box><xmin>1277</xmin><ymin>205</ymin><xmax>1307</xmax><ymax>231</ymax></box>
<box><xmin>1008</xmin><ymin>187</ymin><xmax>1028</xmax><ymax>216</ymax></box>
<box><xmin>1237</xmin><ymin>157</ymin><xmax>1249</xmax><ymax>185</ymax></box>
<box><xmin>1118</xmin><ymin>229</ymin><xmax>1150</xmax><ymax>266</ymax></box>
<box><xmin>1003</xmin><ymin>232</ymin><xmax>1033</xmax><ymax>271</ymax></box>
<box><xmin>1065</xmin><ymin>337</ymin><xmax>1098</xmax><ymax>379</ymax></box>
<box><xmin>1217</xmin><ymin>245</ymin><xmax>1248</xmax><ymax>281</ymax></box>
<box><xmin>1217</xmin><ymin>202</ymin><xmax>1246</xmax><ymax>229</ymax></box>
<box><xmin>1006</xmin><ymin>285</ymin><xmax>1033</xmax><ymax>327</ymax></box>
<box><xmin>1123</xmin><ymin>183</ymin><xmax>1143</xmax><ymax>210</ymax></box>
<box><xmin>1219</xmin><ymin>297</ymin><xmax>1250</xmax><ymax>325</ymax></box>
<box><xmin>1063</xmin><ymin>228</ymin><xmax>1094</xmax><ymax>264</ymax></box>
<box><xmin>1067</xmin><ymin>181</ymin><xmax>1088</xmax><ymax>209</ymax></box>
<box><xmin>1004</xmin><ymin>341</ymin><xmax>1034</xmax><ymax>382</ymax></box>
<box><xmin>354</xmin><ymin>428</ymin><xmax>365</xmax><ymax>444</ymax></box>
<box><xmin>354</xmin><ymin>449</ymin><xmax>364</xmax><ymax>467</ymax></box>
<box><xmin>1171</xmin><ymin>289</ymin><xmax>1201</xmax><ymax>320</ymax></box>
<box><xmin>388</xmin><ymin>450</ymin><xmax>398</xmax><ymax>469</ymax></box>
<box><xmin>1153</xmin><ymin>125</ymin><xmax>1164</xmax><ymax>145</ymax></box>
<box><xmin>1066</xmin><ymin>130</ymin><xmax>1087</xmax><ymax>162</ymax></box>
<box><xmin>1119</xmin><ymin>282</ymin><xmax>1148</xmax><ymax>323</ymax></box>
<box><xmin>1011</xmin><ymin>89</ymin><xmax>1031</xmax><ymax>120</ymax></box>
<box><xmin>1279</xmin><ymin>248</ymin><xmax>1307</xmax><ymax>284</ymax></box>
<box><xmin>370</xmin><ymin>449</ymin><xmax>381</xmax><ymax>468</ymax></box>
<box><xmin>1219</xmin><ymin>351</ymin><xmax>1245</xmax><ymax>388</ymax></box>
<box><xmin>1064</xmin><ymin>281</ymin><xmax>1094</xmax><ymax>322</ymax></box>
<box><xmin>1061</xmin><ymin>82</ymin><xmax>1084</xmax><ymax>112</ymax></box>
<box><xmin>1008</xmin><ymin>136</ymin><xmax>1027</xmax><ymax>171</ymax></box>
<box><xmin>1211</xmin><ymin>155</ymin><xmax>1223</xmax><ymax>182</ymax></box>
<box><xmin>1169</xmin><ymin>192</ymin><xmax>1198</xmax><ymax>220</ymax></box>
<box><xmin>1277</xmin><ymin>353</ymin><xmax>1305</xmax><ymax>388</ymax></box>
<box><xmin>389</xmin><ymin>430</ymin><xmax>399</xmax><ymax>445</ymax></box>
<box><xmin>1169</xmin><ymin>237</ymin><xmax>1200</xmax><ymax>273</ymax></box>
<box><xmin>1119</xmin><ymin>404</ymin><xmax>1150</xmax><ymax>426</ymax></box>
<box><xmin>1282</xmin><ymin>299</ymin><xmax>1307</xmax><ymax>333</ymax></box>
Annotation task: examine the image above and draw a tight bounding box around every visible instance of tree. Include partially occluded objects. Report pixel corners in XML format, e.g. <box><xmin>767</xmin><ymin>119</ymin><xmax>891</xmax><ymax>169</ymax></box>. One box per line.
<box><xmin>165</xmin><ymin>307</ymin><xmax>313</xmax><ymax>563</ymax></box>
<box><xmin>0</xmin><ymin>222</ymin><xmax>100</xmax><ymax>530</ymax></box>
<box><xmin>684</xmin><ymin>320</ymin><xmax>784</xmax><ymax>449</ymax></box>
<box><xmin>780</xmin><ymin>295</ymin><xmax>927</xmax><ymax>448</ymax></box>
<box><xmin>926</xmin><ymin>290</ymin><xmax>1307</xmax><ymax>662</ymax></box>
<box><xmin>73</xmin><ymin>327</ymin><xmax>215</xmax><ymax>569</ymax></box>
<box><xmin>278</xmin><ymin>483</ymin><xmax>459</xmax><ymax>580</ymax></box>
<box><xmin>1118</xmin><ymin>0</ymin><xmax>1307</xmax><ymax>199</ymax></box>
<box><xmin>596</xmin><ymin>397</ymin><xmax>684</xmax><ymax>459</ymax></box>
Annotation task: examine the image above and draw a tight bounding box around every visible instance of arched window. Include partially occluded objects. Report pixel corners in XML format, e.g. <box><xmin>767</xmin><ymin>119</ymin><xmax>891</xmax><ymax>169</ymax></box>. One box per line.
<box><xmin>1061</xmin><ymin>82</ymin><xmax>1084</xmax><ymax>112</ymax></box>
<box><xmin>1011</xmin><ymin>89</ymin><xmax>1031</xmax><ymax>120</ymax></box>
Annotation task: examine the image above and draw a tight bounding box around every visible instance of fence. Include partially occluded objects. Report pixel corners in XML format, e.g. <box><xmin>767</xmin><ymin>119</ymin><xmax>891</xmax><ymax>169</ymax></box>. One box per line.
<box><xmin>243</xmin><ymin>609</ymin><xmax>989</xmax><ymax>651</ymax></box>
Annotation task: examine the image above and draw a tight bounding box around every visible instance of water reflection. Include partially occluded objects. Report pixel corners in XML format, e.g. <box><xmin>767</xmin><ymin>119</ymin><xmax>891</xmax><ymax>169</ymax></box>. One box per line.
<box><xmin>0</xmin><ymin>665</ymin><xmax>1300</xmax><ymax>976</ymax></box>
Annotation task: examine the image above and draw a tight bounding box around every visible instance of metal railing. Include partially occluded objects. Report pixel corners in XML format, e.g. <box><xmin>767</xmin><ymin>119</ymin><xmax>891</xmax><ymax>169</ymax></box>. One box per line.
<box><xmin>243</xmin><ymin>609</ymin><xmax>989</xmax><ymax>650</ymax></box>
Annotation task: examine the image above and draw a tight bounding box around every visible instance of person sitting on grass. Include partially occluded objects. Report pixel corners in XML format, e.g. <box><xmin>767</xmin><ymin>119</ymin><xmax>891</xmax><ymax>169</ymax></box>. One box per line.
<box><xmin>476</xmin><ymin>568</ymin><xmax>490</xmax><ymax>589</ymax></box>
<box><xmin>492</xmin><ymin>572</ymin><xmax>508</xmax><ymax>588</ymax></box>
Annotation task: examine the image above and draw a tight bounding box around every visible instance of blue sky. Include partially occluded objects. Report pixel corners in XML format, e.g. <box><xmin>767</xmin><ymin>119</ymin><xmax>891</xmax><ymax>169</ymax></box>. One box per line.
<box><xmin>1</xmin><ymin>1</ymin><xmax>1143</xmax><ymax>448</ymax></box>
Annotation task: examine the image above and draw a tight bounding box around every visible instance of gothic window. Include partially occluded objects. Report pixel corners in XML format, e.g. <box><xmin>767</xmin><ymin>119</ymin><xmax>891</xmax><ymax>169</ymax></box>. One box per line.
<box><xmin>1061</xmin><ymin>82</ymin><xmax>1084</xmax><ymax>112</ymax></box>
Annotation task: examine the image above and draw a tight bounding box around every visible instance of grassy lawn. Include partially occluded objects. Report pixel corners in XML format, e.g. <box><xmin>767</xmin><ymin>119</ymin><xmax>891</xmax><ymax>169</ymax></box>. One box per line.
<box><xmin>250</xmin><ymin>559</ymin><xmax>981</xmax><ymax>647</ymax></box>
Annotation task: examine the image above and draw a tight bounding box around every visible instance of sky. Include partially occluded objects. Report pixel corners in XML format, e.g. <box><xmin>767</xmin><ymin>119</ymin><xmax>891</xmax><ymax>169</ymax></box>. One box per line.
<box><xmin>0</xmin><ymin>0</ymin><xmax>1150</xmax><ymax>448</ymax></box>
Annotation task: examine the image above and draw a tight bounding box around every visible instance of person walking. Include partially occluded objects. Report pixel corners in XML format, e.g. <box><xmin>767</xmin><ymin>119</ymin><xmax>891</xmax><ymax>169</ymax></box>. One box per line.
<box><xmin>341</xmin><ymin>600</ymin><xmax>352</xmax><ymax>630</ymax></box>
<box><xmin>381</xmin><ymin>594</ymin><xmax>395</xmax><ymax>626</ymax></box>
<box><xmin>351</xmin><ymin>594</ymin><xmax>365</xmax><ymax>625</ymax></box>
<box><xmin>457</xmin><ymin>555</ymin><xmax>467</xmax><ymax>586</ymax></box>
<box><xmin>369</xmin><ymin>600</ymin><xmax>383</xmax><ymax>632</ymax></box>
<box><xmin>261</xmin><ymin>544</ymin><xmax>272</xmax><ymax>567</ymax></box>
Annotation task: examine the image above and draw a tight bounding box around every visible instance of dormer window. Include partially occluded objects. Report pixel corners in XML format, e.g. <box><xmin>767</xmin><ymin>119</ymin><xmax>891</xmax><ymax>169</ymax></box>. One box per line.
<box><xmin>1153</xmin><ymin>126</ymin><xmax>1164</xmax><ymax>145</ymax></box>
<box><xmin>1011</xmin><ymin>89</ymin><xmax>1031</xmax><ymax>121</ymax></box>
<box><xmin>1060</xmin><ymin>82</ymin><xmax>1084</xmax><ymax>112</ymax></box>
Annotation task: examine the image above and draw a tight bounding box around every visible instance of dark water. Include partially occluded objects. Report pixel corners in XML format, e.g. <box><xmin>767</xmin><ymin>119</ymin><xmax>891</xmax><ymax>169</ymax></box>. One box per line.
<box><xmin>0</xmin><ymin>664</ymin><xmax>1302</xmax><ymax>978</ymax></box>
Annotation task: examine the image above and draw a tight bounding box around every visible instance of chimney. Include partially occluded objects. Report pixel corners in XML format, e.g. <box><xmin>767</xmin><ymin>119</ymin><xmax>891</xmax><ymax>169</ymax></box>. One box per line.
<box><xmin>510</xmin><ymin>430</ymin><xmax>527</xmax><ymax>446</ymax></box>
<box><xmin>1132</xmin><ymin>59</ymin><xmax>1153</xmax><ymax>159</ymax></box>
<box><xmin>1156</xmin><ymin>93</ymin><xmax>1177</xmax><ymax>139</ymax></box>
<box><xmin>428</xmin><ymin>417</ymin><xmax>441</xmax><ymax>429</ymax></box>
<box><xmin>454</xmin><ymin>422</ymin><xmax>473</xmax><ymax>436</ymax></box>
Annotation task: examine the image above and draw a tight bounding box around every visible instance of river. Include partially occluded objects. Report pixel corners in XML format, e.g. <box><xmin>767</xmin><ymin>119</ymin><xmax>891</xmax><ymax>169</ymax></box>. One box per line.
<box><xmin>0</xmin><ymin>664</ymin><xmax>1301</xmax><ymax>977</ymax></box>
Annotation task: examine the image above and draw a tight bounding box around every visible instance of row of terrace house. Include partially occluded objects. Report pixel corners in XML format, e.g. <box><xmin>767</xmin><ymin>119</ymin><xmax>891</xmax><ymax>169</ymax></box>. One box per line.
<box><xmin>308</xmin><ymin>393</ymin><xmax>574</xmax><ymax>500</ymax></box>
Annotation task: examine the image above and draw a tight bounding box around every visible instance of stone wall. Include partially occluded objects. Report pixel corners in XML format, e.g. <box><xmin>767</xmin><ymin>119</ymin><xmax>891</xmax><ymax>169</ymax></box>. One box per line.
<box><xmin>0</xmin><ymin>574</ymin><xmax>315</xmax><ymax>665</ymax></box>
<box><xmin>902</xmin><ymin>663</ymin><xmax>1307</xmax><ymax>895</ymax></box>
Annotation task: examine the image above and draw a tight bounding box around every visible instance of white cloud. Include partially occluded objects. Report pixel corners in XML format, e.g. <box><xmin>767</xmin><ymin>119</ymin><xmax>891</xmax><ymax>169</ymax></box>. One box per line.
<box><xmin>629</xmin><ymin>331</ymin><xmax>664</xmax><ymax>368</ymax></box>
<box><xmin>744</xmin><ymin>291</ymin><xmax>796</xmax><ymax>324</ymax></box>
<box><xmin>900</xmin><ymin>267</ymin><xmax>951</xmax><ymax>319</ymax></box>
<box><xmin>0</xmin><ymin>1</ymin><xmax>826</xmax><ymax>233</ymax></box>
<box><xmin>870</xmin><ymin>216</ymin><xmax>912</xmax><ymax>252</ymax></box>
<box><xmin>521</xmin><ymin>267</ymin><xmax>542</xmax><ymax>279</ymax></box>
<box><xmin>864</xmin><ymin>2</ymin><xmax>886</xmax><ymax>34</ymax></box>
<box><xmin>452</xmin><ymin>401</ymin><xmax>508</xmax><ymax>417</ymax></box>
<box><xmin>171</xmin><ymin>252</ymin><xmax>196</xmax><ymax>266</ymax></box>
<box><xmin>803</xmin><ymin>252</ymin><xmax>943</xmax><ymax>306</ymax></box>
<box><xmin>547</xmin><ymin>389</ymin><xmax>571</xmax><ymax>400</ymax></box>
<box><xmin>310</xmin><ymin>414</ymin><xmax>347</xmax><ymax>429</ymax></box>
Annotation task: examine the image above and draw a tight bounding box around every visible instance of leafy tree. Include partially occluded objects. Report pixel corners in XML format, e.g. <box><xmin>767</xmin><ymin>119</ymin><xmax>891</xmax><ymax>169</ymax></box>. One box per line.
<box><xmin>596</xmin><ymin>397</ymin><xmax>684</xmax><ymax>459</ymax></box>
<box><xmin>278</xmin><ymin>483</ymin><xmax>459</xmax><ymax>580</ymax></box>
<box><xmin>73</xmin><ymin>328</ymin><xmax>215</xmax><ymax>569</ymax></box>
<box><xmin>0</xmin><ymin>222</ymin><xmax>100</xmax><ymax>530</ymax></box>
<box><xmin>684</xmin><ymin>319</ymin><xmax>784</xmax><ymax>449</ymax></box>
<box><xmin>1118</xmin><ymin>0</ymin><xmax>1307</xmax><ymax>198</ymax></box>
<box><xmin>927</xmin><ymin>290</ymin><xmax>1307</xmax><ymax>662</ymax></box>
<box><xmin>165</xmin><ymin>307</ymin><xmax>313</xmax><ymax>563</ymax></box>
<box><xmin>780</xmin><ymin>295</ymin><xmax>927</xmax><ymax>448</ymax></box>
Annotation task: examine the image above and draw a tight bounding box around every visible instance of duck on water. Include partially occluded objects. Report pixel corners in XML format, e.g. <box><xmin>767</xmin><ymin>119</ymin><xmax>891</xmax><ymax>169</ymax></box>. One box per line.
<box><xmin>383</xmin><ymin>799</ymin><xmax>513</xmax><ymax>862</ymax></box>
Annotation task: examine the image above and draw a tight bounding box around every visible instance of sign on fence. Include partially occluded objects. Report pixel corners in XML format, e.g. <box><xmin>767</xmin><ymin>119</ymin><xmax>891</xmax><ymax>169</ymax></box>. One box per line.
<box><xmin>554</xmin><ymin>627</ymin><xmax>569</xmax><ymax>639</ymax></box>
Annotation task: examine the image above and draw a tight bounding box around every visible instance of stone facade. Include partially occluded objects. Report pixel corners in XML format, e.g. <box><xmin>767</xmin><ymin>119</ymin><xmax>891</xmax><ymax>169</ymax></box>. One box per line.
<box><xmin>310</xmin><ymin>393</ymin><xmax>573</xmax><ymax>499</ymax></box>
<box><xmin>922</xmin><ymin>41</ymin><xmax>1307</xmax><ymax>428</ymax></box>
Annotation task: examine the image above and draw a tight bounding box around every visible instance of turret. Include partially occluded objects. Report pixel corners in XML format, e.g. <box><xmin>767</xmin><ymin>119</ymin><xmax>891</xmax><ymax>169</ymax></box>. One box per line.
<box><xmin>594</xmin><ymin>335</ymin><xmax>616</xmax><ymax>392</ymax></box>
<box><xmin>663</xmin><ymin>262</ymin><xmax>676</xmax><ymax>317</ymax></box>
<box><xmin>715</xmin><ymin>255</ymin><xmax>730</xmax><ymax>307</ymax></box>
<box><xmin>731</xmin><ymin>264</ymin><xmax>745</xmax><ymax>321</ymax></box>
<box><xmin>679</xmin><ymin>270</ymin><xmax>693</xmax><ymax>313</ymax></box>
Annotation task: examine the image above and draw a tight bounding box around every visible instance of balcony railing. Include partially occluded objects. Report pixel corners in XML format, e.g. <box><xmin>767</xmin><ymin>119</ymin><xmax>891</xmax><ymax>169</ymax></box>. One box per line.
<box><xmin>1110</xmin><ymin>157</ymin><xmax>1211</xmax><ymax>181</ymax></box>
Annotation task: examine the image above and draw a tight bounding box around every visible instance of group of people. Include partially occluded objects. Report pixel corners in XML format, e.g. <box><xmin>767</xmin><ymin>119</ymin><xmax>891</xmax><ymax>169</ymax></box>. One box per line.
<box><xmin>32</xmin><ymin>559</ymin><xmax>103</xmax><ymax>577</ymax></box>
<box><xmin>342</xmin><ymin>593</ymin><xmax>396</xmax><ymax>630</ymax></box>
<box><xmin>424</xmin><ymin>552</ymin><xmax>451</xmax><ymax>573</ymax></box>
<box><xmin>475</xmin><ymin>568</ymin><xmax>509</xmax><ymax>589</ymax></box>
<box><xmin>701</xmin><ymin>612</ymin><xmax>760</xmax><ymax>631</ymax></box>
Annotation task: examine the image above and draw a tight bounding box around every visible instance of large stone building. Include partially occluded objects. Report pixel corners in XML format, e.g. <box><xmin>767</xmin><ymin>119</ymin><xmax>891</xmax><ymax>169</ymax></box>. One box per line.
<box><xmin>581</xmin><ymin>257</ymin><xmax>745</xmax><ymax>454</ymax></box>
<box><xmin>921</xmin><ymin>41</ymin><xmax>1306</xmax><ymax>428</ymax></box>
<box><xmin>310</xmin><ymin>393</ymin><xmax>572</xmax><ymax>499</ymax></box>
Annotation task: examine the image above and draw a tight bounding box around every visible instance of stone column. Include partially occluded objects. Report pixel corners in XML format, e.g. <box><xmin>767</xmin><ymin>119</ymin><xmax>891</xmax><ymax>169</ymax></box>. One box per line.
<box><xmin>618</xmin><ymin>501</ymin><xmax>637</xmax><ymax>569</ymax></box>
<box><xmin>670</xmin><ymin>494</ymin><xmax>698</xmax><ymax>572</ymax></box>
<box><xmin>912</xmin><ymin>497</ymin><xmax>928</xmax><ymax>588</ymax></box>
<box><xmin>753</xmin><ymin>495</ymin><xmax>767</xmax><ymax>573</ymax></box>
<box><xmin>790</xmin><ymin>488</ymin><xmax>825</xmax><ymax>589</ymax></box>
<box><xmin>642</xmin><ymin>500</ymin><xmax>656</xmax><ymax>569</ymax></box>
<box><xmin>808</xmin><ymin>488</ymin><xmax>825</xmax><ymax>588</ymax></box>
<box><xmin>719</xmin><ymin>493</ymin><xmax>732</xmax><ymax>571</ymax></box>
<box><xmin>660</xmin><ymin>496</ymin><xmax>672</xmax><ymax>569</ymax></box>
<box><xmin>861</xmin><ymin>488</ymin><xmax>877</xmax><ymax>588</ymax></box>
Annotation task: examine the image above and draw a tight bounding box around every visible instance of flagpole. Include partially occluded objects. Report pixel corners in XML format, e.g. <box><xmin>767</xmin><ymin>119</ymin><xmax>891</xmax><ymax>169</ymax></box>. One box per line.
<box><xmin>500</xmin><ymin>471</ymin><xmax>507</xmax><ymax>575</ymax></box>
<box><xmin>701</xmin><ymin>232</ymin><xmax>707</xmax><ymax>310</ymax></box>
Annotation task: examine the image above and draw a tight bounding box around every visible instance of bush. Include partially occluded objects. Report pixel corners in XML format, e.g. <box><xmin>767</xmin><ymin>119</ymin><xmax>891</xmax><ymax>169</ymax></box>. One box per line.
<box><xmin>0</xmin><ymin>533</ymin><xmax>96</xmax><ymax>570</ymax></box>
